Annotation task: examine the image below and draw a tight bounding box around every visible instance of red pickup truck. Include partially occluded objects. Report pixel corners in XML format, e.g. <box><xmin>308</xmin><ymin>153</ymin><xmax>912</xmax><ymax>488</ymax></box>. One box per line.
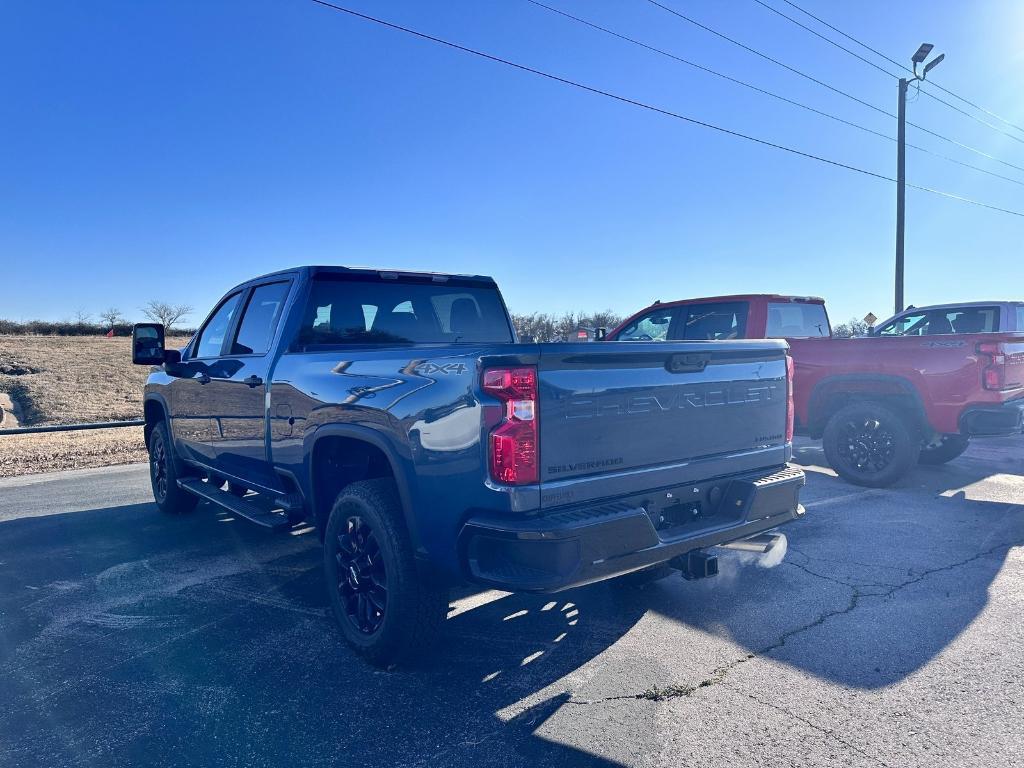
<box><xmin>608</xmin><ymin>295</ymin><xmax>1024</xmax><ymax>486</ymax></box>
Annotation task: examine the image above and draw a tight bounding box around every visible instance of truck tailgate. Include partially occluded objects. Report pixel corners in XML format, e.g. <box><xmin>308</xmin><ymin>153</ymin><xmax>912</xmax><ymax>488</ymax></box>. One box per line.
<box><xmin>537</xmin><ymin>341</ymin><xmax>790</xmax><ymax>508</ymax></box>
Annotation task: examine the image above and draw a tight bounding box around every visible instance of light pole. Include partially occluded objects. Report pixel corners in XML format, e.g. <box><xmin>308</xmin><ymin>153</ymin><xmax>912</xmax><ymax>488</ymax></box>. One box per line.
<box><xmin>895</xmin><ymin>43</ymin><xmax>945</xmax><ymax>314</ymax></box>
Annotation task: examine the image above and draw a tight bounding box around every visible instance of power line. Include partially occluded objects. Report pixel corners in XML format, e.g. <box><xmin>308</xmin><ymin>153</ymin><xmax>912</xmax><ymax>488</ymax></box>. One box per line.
<box><xmin>643</xmin><ymin>0</ymin><xmax>891</xmax><ymax>120</ymax></box>
<box><xmin>750</xmin><ymin>0</ymin><xmax>1024</xmax><ymax>146</ymax></box>
<box><xmin>307</xmin><ymin>0</ymin><xmax>1024</xmax><ymax>219</ymax></box>
<box><xmin>919</xmin><ymin>85</ymin><xmax>1024</xmax><ymax>144</ymax></box>
<box><xmin>644</xmin><ymin>0</ymin><xmax>1024</xmax><ymax>174</ymax></box>
<box><xmin>748</xmin><ymin>0</ymin><xmax>898</xmax><ymax>80</ymax></box>
<box><xmin>776</xmin><ymin>0</ymin><xmax>1024</xmax><ymax>137</ymax></box>
<box><xmin>525</xmin><ymin>1</ymin><xmax>893</xmax><ymax>136</ymax></box>
<box><xmin>911</xmin><ymin>121</ymin><xmax>1024</xmax><ymax>175</ymax></box>
<box><xmin>526</xmin><ymin>0</ymin><xmax>1024</xmax><ymax>188</ymax></box>
<box><xmin>906</xmin><ymin>183</ymin><xmax>1024</xmax><ymax>218</ymax></box>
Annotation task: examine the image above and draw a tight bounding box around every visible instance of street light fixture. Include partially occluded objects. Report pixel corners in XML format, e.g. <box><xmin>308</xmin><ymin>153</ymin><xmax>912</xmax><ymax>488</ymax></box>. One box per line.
<box><xmin>923</xmin><ymin>53</ymin><xmax>945</xmax><ymax>77</ymax></box>
<box><xmin>894</xmin><ymin>43</ymin><xmax>944</xmax><ymax>314</ymax></box>
<box><xmin>911</xmin><ymin>43</ymin><xmax>934</xmax><ymax>64</ymax></box>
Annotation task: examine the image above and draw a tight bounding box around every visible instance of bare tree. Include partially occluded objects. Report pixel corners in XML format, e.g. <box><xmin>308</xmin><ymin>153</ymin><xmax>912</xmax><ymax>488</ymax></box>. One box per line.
<box><xmin>98</xmin><ymin>307</ymin><xmax>124</xmax><ymax>328</ymax></box>
<box><xmin>833</xmin><ymin>317</ymin><xmax>870</xmax><ymax>338</ymax></box>
<box><xmin>74</xmin><ymin>307</ymin><xmax>93</xmax><ymax>324</ymax></box>
<box><xmin>511</xmin><ymin>310</ymin><xmax>623</xmax><ymax>342</ymax></box>
<box><xmin>141</xmin><ymin>300</ymin><xmax>193</xmax><ymax>331</ymax></box>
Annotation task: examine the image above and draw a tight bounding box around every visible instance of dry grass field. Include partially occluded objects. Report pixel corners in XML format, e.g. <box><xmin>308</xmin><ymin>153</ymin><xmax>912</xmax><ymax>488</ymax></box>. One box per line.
<box><xmin>0</xmin><ymin>426</ymin><xmax>146</xmax><ymax>478</ymax></box>
<box><xmin>0</xmin><ymin>335</ymin><xmax>190</xmax><ymax>477</ymax></box>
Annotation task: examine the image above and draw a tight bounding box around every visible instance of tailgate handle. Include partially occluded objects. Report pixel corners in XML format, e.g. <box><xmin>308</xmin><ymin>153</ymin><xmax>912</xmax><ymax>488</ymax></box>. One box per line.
<box><xmin>666</xmin><ymin>353</ymin><xmax>711</xmax><ymax>374</ymax></box>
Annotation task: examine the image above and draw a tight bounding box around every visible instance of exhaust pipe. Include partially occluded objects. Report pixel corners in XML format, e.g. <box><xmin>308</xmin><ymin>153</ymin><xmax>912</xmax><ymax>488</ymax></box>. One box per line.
<box><xmin>671</xmin><ymin>549</ymin><xmax>719</xmax><ymax>580</ymax></box>
<box><xmin>718</xmin><ymin>532</ymin><xmax>784</xmax><ymax>554</ymax></box>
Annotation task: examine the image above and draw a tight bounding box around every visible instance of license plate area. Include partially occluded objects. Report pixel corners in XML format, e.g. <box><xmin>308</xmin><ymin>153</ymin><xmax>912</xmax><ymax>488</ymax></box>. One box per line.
<box><xmin>643</xmin><ymin>466</ymin><xmax>804</xmax><ymax>540</ymax></box>
<box><xmin>647</xmin><ymin>479</ymin><xmax>746</xmax><ymax>540</ymax></box>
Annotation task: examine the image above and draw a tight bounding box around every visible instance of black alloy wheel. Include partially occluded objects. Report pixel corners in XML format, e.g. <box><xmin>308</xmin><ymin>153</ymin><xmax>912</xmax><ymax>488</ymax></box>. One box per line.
<box><xmin>150</xmin><ymin>432</ymin><xmax>169</xmax><ymax>503</ymax></box>
<box><xmin>836</xmin><ymin>416</ymin><xmax>896</xmax><ymax>474</ymax></box>
<box><xmin>147</xmin><ymin>420</ymin><xmax>198</xmax><ymax>514</ymax></box>
<box><xmin>822</xmin><ymin>402</ymin><xmax>919</xmax><ymax>488</ymax></box>
<box><xmin>333</xmin><ymin>516</ymin><xmax>388</xmax><ymax>634</ymax></box>
<box><xmin>323</xmin><ymin>478</ymin><xmax>448</xmax><ymax>666</ymax></box>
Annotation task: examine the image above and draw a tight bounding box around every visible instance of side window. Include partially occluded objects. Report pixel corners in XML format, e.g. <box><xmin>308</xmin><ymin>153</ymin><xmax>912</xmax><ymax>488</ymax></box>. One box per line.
<box><xmin>946</xmin><ymin>307</ymin><xmax>998</xmax><ymax>334</ymax></box>
<box><xmin>194</xmin><ymin>293</ymin><xmax>242</xmax><ymax>358</ymax></box>
<box><xmin>616</xmin><ymin>308</ymin><xmax>677</xmax><ymax>341</ymax></box>
<box><xmin>878</xmin><ymin>312</ymin><xmax>927</xmax><ymax>336</ymax></box>
<box><xmin>231</xmin><ymin>282</ymin><xmax>290</xmax><ymax>355</ymax></box>
<box><xmin>680</xmin><ymin>302</ymin><xmax>748</xmax><ymax>340</ymax></box>
<box><xmin>1017</xmin><ymin>306</ymin><xmax>1024</xmax><ymax>332</ymax></box>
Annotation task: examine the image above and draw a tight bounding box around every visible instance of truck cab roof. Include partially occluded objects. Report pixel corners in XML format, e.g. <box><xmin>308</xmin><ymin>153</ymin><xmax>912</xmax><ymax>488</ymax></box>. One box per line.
<box><xmin>647</xmin><ymin>294</ymin><xmax>825</xmax><ymax>308</ymax></box>
<box><xmin>236</xmin><ymin>265</ymin><xmax>498</xmax><ymax>288</ymax></box>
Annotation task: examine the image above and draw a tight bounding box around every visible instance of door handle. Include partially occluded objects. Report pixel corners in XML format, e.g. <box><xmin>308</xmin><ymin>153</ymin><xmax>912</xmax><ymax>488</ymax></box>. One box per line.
<box><xmin>244</xmin><ymin>375</ymin><xmax>264</xmax><ymax>388</ymax></box>
<box><xmin>196</xmin><ymin>372</ymin><xmax>211</xmax><ymax>384</ymax></box>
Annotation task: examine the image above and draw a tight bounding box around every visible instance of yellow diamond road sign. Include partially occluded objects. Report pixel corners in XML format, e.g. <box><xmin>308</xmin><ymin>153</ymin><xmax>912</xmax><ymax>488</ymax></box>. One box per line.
<box><xmin>864</xmin><ymin>312</ymin><xmax>877</xmax><ymax>325</ymax></box>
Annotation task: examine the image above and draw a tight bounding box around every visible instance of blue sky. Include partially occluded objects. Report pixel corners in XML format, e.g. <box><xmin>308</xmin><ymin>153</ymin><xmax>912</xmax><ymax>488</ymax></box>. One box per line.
<box><xmin>2</xmin><ymin>0</ymin><xmax>1022</xmax><ymax>327</ymax></box>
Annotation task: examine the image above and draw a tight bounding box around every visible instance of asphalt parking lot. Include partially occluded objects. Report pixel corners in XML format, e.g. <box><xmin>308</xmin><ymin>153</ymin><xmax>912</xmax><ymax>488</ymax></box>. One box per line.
<box><xmin>1</xmin><ymin>437</ymin><xmax>1022</xmax><ymax>768</ymax></box>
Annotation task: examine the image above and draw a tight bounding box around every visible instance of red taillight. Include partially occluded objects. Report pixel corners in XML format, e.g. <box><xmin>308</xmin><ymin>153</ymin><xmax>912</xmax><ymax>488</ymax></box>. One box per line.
<box><xmin>483</xmin><ymin>366</ymin><xmax>538</xmax><ymax>485</ymax></box>
<box><xmin>978</xmin><ymin>342</ymin><xmax>1007</xmax><ymax>391</ymax></box>
<box><xmin>785</xmin><ymin>353</ymin><xmax>795</xmax><ymax>443</ymax></box>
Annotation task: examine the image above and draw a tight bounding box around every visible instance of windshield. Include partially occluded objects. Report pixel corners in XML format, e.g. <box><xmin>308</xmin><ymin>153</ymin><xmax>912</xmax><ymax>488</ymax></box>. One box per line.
<box><xmin>616</xmin><ymin>307</ymin><xmax>676</xmax><ymax>341</ymax></box>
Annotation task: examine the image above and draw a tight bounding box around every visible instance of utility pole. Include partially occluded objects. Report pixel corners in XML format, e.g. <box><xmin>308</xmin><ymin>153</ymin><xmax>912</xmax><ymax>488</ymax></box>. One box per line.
<box><xmin>895</xmin><ymin>76</ymin><xmax>907</xmax><ymax>315</ymax></box>
<box><xmin>895</xmin><ymin>44</ymin><xmax>944</xmax><ymax>314</ymax></box>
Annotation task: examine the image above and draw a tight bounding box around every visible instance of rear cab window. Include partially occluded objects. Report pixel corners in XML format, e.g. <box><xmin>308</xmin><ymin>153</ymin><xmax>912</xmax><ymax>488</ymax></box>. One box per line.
<box><xmin>294</xmin><ymin>274</ymin><xmax>514</xmax><ymax>347</ymax></box>
<box><xmin>766</xmin><ymin>302</ymin><xmax>829</xmax><ymax>338</ymax></box>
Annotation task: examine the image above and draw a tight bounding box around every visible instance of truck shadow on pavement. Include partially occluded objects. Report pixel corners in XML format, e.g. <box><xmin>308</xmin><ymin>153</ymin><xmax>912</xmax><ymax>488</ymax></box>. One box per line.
<box><xmin>2</xmin><ymin>437</ymin><xmax>1022</xmax><ymax>766</ymax></box>
<box><xmin>0</xmin><ymin>499</ymin><xmax>643</xmax><ymax>767</ymax></box>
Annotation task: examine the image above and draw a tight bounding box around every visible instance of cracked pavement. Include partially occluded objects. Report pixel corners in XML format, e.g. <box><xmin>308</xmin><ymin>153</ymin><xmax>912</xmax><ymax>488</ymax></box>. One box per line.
<box><xmin>1</xmin><ymin>435</ymin><xmax>1022</xmax><ymax>767</ymax></box>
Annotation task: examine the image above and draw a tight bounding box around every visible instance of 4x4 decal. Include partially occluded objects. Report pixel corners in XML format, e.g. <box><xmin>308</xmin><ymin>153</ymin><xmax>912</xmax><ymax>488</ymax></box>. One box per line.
<box><xmin>413</xmin><ymin>362</ymin><xmax>468</xmax><ymax>375</ymax></box>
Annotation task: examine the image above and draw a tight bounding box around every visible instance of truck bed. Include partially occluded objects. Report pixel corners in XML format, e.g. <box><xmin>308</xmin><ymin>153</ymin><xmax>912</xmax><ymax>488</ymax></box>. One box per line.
<box><xmin>788</xmin><ymin>334</ymin><xmax>1024</xmax><ymax>435</ymax></box>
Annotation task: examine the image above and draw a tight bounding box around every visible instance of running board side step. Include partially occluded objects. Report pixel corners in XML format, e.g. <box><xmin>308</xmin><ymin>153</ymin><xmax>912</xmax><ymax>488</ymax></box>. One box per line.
<box><xmin>177</xmin><ymin>478</ymin><xmax>292</xmax><ymax>531</ymax></box>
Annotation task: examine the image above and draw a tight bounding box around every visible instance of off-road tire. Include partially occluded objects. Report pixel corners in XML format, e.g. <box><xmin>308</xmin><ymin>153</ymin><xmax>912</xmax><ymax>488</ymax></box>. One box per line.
<box><xmin>822</xmin><ymin>402</ymin><xmax>920</xmax><ymax>488</ymax></box>
<box><xmin>148</xmin><ymin>421</ymin><xmax>198</xmax><ymax>515</ymax></box>
<box><xmin>323</xmin><ymin>479</ymin><xmax>448</xmax><ymax>667</ymax></box>
<box><xmin>918</xmin><ymin>434</ymin><xmax>970</xmax><ymax>465</ymax></box>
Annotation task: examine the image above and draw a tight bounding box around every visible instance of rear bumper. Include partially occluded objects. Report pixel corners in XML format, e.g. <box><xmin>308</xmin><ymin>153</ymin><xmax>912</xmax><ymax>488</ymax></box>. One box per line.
<box><xmin>960</xmin><ymin>400</ymin><xmax>1024</xmax><ymax>437</ymax></box>
<box><xmin>459</xmin><ymin>465</ymin><xmax>805</xmax><ymax>592</ymax></box>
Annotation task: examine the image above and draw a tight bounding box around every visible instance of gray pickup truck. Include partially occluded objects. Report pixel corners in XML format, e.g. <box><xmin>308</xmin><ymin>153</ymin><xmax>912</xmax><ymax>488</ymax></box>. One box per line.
<box><xmin>132</xmin><ymin>266</ymin><xmax>805</xmax><ymax>665</ymax></box>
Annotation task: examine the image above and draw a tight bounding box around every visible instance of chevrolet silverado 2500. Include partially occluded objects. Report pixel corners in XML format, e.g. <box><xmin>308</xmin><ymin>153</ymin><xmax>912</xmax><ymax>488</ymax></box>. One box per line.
<box><xmin>610</xmin><ymin>294</ymin><xmax>1024</xmax><ymax>487</ymax></box>
<box><xmin>132</xmin><ymin>267</ymin><xmax>804</xmax><ymax>665</ymax></box>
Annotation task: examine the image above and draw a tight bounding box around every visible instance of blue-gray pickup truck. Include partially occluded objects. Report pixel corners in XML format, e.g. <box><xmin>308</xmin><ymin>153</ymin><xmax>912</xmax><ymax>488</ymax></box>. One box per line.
<box><xmin>132</xmin><ymin>266</ymin><xmax>805</xmax><ymax>665</ymax></box>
